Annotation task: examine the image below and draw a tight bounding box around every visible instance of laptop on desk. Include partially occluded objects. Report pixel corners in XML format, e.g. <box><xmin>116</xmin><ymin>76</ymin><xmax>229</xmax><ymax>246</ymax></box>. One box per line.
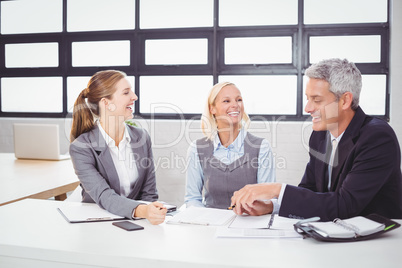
<box><xmin>13</xmin><ymin>123</ymin><xmax>70</xmax><ymax>161</ymax></box>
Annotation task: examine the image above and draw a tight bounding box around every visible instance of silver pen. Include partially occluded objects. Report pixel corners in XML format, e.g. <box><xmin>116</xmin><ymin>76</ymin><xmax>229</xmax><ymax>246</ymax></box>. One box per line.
<box><xmin>267</xmin><ymin>213</ymin><xmax>275</xmax><ymax>229</ymax></box>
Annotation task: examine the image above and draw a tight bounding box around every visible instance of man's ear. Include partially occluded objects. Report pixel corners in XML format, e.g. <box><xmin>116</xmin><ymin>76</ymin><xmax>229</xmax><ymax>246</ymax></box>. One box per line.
<box><xmin>340</xmin><ymin>92</ymin><xmax>353</xmax><ymax>110</ymax></box>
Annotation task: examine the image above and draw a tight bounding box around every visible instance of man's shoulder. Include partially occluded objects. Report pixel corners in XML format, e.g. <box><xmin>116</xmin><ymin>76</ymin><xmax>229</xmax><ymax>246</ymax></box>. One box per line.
<box><xmin>361</xmin><ymin>116</ymin><xmax>396</xmax><ymax>138</ymax></box>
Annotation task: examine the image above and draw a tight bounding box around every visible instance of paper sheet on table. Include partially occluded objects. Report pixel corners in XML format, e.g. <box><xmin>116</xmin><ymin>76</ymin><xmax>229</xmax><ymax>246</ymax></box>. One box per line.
<box><xmin>229</xmin><ymin>214</ymin><xmax>299</xmax><ymax>230</ymax></box>
<box><xmin>167</xmin><ymin>206</ymin><xmax>236</xmax><ymax>226</ymax></box>
<box><xmin>215</xmin><ymin>226</ymin><xmax>302</xmax><ymax>238</ymax></box>
<box><xmin>217</xmin><ymin>215</ymin><xmax>302</xmax><ymax>238</ymax></box>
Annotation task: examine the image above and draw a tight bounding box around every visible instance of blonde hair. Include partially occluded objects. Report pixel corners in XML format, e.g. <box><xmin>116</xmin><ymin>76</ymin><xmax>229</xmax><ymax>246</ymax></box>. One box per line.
<box><xmin>70</xmin><ymin>70</ymin><xmax>127</xmax><ymax>142</ymax></box>
<box><xmin>201</xmin><ymin>82</ymin><xmax>250</xmax><ymax>140</ymax></box>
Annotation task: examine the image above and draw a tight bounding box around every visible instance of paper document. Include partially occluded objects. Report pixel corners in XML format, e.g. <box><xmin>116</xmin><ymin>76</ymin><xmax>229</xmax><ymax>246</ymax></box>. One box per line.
<box><xmin>215</xmin><ymin>227</ymin><xmax>302</xmax><ymax>238</ymax></box>
<box><xmin>229</xmin><ymin>214</ymin><xmax>299</xmax><ymax>230</ymax></box>
<box><xmin>167</xmin><ymin>206</ymin><xmax>235</xmax><ymax>226</ymax></box>
<box><xmin>229</xmin><ymin>214</ymin><xmax>272</xmax><ymax>228</ymax></box>
<box><xmin>216</xmin><ymin>215</ymin><xmax>302</xmax><ymax>238</ymax></box>
<box><xmin>58</xmin><ymin>203</ymin><xmax>124</xmax><ymax>223</ymax></box>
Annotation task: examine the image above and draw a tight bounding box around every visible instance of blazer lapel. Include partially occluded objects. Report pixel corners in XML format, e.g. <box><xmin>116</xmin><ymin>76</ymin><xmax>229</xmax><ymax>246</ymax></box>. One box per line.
<box><xmin>330</xmin><ymin>138</ymin><xmax>353</xmax><ymax>190</ymax></box>
<box><xmin>329</xmin><ymin>107</ymin><xmax>367</xmax><ymax>191</ymax></box>
<box><xmin>317</xmin><ymin>134</ymin><xmax>331</xmax><ymax>192</ymax></box>
<box><xmin>126</xmin><ymin>127</ymin><xmax>146</xmax><ymax>199</ymax></box>
<box><xmin>91</xmin><ymin>125</ymin><xmax>121</xmax><ymax>194</ymax></box>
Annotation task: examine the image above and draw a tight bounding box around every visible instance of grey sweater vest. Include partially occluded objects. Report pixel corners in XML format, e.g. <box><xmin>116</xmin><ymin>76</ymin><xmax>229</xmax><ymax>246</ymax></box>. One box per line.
<box><xmin>196</xmin><ymin>132</ymin><xmax>263</xmax><ymax>209</ymax></box>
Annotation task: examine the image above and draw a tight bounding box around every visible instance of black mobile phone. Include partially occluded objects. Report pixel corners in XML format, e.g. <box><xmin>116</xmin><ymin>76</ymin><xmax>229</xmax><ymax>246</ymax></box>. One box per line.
<box><xmin>112</xmin><ymin>221</ymin><xmax>144</xmax><ymax>231</ymax></box>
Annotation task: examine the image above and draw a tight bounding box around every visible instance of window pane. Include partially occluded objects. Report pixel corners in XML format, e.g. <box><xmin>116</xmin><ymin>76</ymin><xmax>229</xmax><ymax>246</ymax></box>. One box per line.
<box><xmin>305</xmin><ymin>0</ymin><xmax>387</xmax><ymax>24</ymax></box>
<box><xmin>219</xmin><ymin>75</ymin><xmax>297</xmax><ymax>115</ymax></box>
<box><xmin>1</xmin><ymin>77</ymin><xmax>62</xmax><ymax>112</ymax></box>
<box><xmin>5</xmin><ymin>43</ymin><xmax>59</xmax><ymax>68</ymax></box>
<box><xmin>310</xmin><ymin>36</ymin><xmax>381</xmax><ymax>64</ymax></box>
<box><xmin>67</xmin><ymin>0</ymin><xmax>135</xmax><ymax>32</ymax></box>
<box><xmin>72</xmin><ymin>41</ymin><xmax>130</xmax><ymax>67</ymax></box>
<box><xmin>225</xmin><ymin>37</ymin><xmax>292</xmax><ymax>64</ymax></box>
<box><xmin>303</xmin><ymin>75</ymin><xmax>386</xmax><ymax>115</ymax></box>
<box><xmin>140</xmin><ymin>0</ymin><xmax>213</xmax><ymax>29</ymax></box>
<box><xmin>360</xmin><ymin>75</ymin><xmax>386</xmax><ymax>115</ymax></box>
<box><xmin>1</xmin><ymin>0</ymin><xmax>62</xmax><ymax>34</ymax></box>
<box><xmin>67</xmin><ymin>77</ymin><xmax>91</xmax><ymax>112</ymax></box>
<box><xmin>139</xmin><ymin>76</ymin><xmax>212</xmax><ymax>114</ymax></box>
<box><xmin>67</xmin><ymin>76</ymin><xmax>135</xmax><ymax>113</ymax></box>
<box><xmin>146</xmin><ymin>39</ymin><xmax>208</xmax><ymax>65</ymax></box>
<box><xmin>219</xmin><ymin>0</ymin><xmax>298</xmax><ymax>26</ymax></box>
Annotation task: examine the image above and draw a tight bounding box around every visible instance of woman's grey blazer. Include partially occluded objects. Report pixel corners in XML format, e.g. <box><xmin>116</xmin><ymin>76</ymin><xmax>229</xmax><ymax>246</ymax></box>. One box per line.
<box><xmin>69</xmin><ymin>124</ymin><xmax>158</xmax><ymax>219</ymax></box>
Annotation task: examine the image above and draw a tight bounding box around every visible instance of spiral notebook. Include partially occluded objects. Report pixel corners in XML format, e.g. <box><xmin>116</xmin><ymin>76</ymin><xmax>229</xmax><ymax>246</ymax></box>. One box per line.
<box><xmin>294</xmin><ymin>214</ymin><xmax>400</xmax><ymax>242</ymax></box>
<box><xmin>307</xmin><ymin>216</ymin><xmax>385</xmax><ymax>238</ymax></box>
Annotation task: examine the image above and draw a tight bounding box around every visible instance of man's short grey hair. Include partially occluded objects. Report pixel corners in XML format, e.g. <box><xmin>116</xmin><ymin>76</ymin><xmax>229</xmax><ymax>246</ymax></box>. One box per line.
<box><xmin>305</xmin><ymin>58</ymin><xmax>362</xmax><ymax>110</ymax></box>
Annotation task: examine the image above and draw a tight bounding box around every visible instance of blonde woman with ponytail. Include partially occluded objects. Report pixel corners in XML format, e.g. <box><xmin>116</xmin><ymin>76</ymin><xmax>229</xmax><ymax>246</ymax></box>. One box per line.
<box><xmin>184</xmin><ymin>82</ymin><xmax>276</xmax><ymax>210</ymax></box>
<box><xmin>69</xmin><ymin>70</ymin><xmax>166</xmax><ymax>225</ymax></box>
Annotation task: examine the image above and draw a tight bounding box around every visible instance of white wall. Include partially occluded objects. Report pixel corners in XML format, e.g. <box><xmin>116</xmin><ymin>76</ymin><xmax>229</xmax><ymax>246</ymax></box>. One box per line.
<box><xmin>390</xmin><ymin>0</ymin><xmax>402</xmax><ymax>139</ymax></box>
<box><xmin>1</xmin><ymin>1</ymin><xmax>401</xmax><ymax>206</ymax></box>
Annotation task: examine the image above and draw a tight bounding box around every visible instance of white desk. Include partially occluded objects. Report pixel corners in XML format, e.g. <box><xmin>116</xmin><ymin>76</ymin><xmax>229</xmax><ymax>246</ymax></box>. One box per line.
<box><xmin>0</xmin><ymin>199</ymin><xmax>401</xmax><ymax>268</ymax></box>
<box><xmin>0</xmin><ymin>153</ymin><xmax>80</xmax><ymax>206</ymax></box>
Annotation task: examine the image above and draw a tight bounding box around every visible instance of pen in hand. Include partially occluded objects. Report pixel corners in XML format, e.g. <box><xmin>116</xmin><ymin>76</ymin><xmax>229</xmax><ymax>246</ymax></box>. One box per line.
<box><xmin>227</xmin><ymin>205</ymin><xmax>236</xmax><ymax>210</ymax></box>
<box><xmin>268</xmin><ymin>213</ymin><xmax>275</xmax><ymax>229</ymax></box>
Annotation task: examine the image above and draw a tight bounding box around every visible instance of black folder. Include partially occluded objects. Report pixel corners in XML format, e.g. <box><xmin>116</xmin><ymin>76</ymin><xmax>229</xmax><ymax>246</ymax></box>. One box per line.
<box><xmin>293</xmin><ymin>213</ymin><xmax>400</xmax><ymax>242</ymax></box>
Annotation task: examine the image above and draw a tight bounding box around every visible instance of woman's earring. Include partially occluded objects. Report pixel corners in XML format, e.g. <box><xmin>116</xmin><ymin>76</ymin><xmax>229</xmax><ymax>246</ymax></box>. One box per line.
<box><xmin>108</xmin><ymin>103</ymin><xmax>116</xmax><ymax>112</ymax></box>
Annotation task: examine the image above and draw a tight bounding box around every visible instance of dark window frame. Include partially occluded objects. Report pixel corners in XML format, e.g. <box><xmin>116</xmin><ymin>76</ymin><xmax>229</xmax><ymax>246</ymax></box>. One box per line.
<box><xmin>0</xmin><ymin>0</ymin><xmax>390</xmax><ymax>121</ymax></box>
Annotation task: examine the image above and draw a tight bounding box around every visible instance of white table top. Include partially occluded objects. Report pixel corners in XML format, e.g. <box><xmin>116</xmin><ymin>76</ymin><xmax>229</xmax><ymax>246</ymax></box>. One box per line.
<box><xmin>0</xmin><ymin>153</ymin><xmax>79</xmax><ymax>205</ymax></box>
<box><xmin>0</xmin><ymin>199</ymin><xmax>401</xmax><ymax>268</ymax></box>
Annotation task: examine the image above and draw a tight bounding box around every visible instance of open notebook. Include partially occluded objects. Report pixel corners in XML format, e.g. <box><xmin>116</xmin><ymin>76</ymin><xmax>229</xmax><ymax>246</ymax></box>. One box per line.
<box><xmin>307</xmin><ymin>217</ymin><xmax>385</xmax><ymax>238</ymax></box>
<box><xmin>294</xmin><ymin>214</ymin><xmax>401</xmax><ymax>242</ymax></box>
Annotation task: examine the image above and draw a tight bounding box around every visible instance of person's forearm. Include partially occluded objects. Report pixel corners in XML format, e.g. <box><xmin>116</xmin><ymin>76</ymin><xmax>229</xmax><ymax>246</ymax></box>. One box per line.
<box><xmin>133</xmin><ymin>204</ymin><xmax>147</xmax><ymax>218</ymax></box>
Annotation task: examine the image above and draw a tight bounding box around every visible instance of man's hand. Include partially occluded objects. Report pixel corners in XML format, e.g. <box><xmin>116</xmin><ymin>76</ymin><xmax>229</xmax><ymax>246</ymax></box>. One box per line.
<box><xmin>231</xmin><ymin>183</ymin><xmax>282</xmax><ymax>215</ymax></box>
<box><xmin>240</xmin><ymin>200</ymin><xmax>273</xmax><ymax>216</ymax></box>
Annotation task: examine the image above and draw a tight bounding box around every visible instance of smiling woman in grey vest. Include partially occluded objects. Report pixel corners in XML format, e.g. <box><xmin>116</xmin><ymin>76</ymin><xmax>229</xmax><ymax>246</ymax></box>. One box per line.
<box><xmin>185</xmin><ymin>82</ymin><xmax>276</xmax><ymax>213</ymax></box>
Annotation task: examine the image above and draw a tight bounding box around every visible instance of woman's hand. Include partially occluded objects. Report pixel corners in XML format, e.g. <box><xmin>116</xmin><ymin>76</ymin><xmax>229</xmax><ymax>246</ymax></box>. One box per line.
<box><xmin>135</xmin><ymin>202</ymin><xmax>167</xmax><ymax>225</ymax></box>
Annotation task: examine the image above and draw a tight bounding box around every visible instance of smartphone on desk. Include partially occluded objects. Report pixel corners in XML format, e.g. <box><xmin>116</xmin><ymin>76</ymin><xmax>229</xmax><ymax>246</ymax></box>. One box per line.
<box><xmin>112</xmin><ymin>221</ymin><xmax>144</xmax><ymax>231</ymax></box>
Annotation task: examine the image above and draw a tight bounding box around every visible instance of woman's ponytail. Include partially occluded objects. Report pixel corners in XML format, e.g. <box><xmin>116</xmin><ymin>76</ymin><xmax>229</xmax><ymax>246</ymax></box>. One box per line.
<box><xmin>70</xmin><ymin>88</ymin><xmax>95</xmax><ymax>142</ymax></box>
